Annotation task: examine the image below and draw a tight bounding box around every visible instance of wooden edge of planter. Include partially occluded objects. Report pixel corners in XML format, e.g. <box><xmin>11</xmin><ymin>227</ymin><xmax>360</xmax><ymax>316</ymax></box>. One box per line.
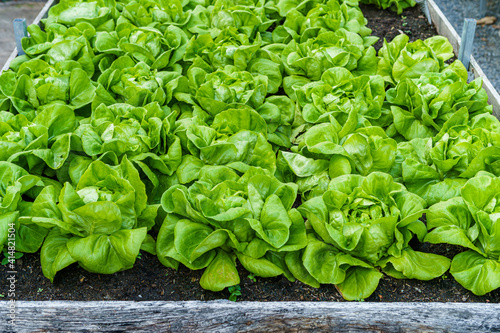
<box><xmin>427</xmin><ymin>0</ymin><xmax>500</xmax><ymax>118</ymax></box>
<box><xmin>1</xmin><ymin>301</ymin><xmax>500</xmax><ymax>332</ymax></box>
<box><xmin>0</xmin><ymin>0</ymin><xmax>55</xmax><ymax>73</ymax></box>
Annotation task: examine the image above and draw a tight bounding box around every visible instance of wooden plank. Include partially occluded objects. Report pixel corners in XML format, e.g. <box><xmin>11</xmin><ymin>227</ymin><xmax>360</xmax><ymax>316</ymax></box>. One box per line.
<box><xmin>0</xmin><ymin>301</ymin><xmax>499</xmax><ymax>332</ymax></box>
<box><xmin>1</xmin><ymin>0</ymin><xmax>55</xmax><ymax>73</ymax></box>
<box><xmin>427</xmin><ymin>0</ymin><xmax>500</xmax><ymax>118</ymax></box>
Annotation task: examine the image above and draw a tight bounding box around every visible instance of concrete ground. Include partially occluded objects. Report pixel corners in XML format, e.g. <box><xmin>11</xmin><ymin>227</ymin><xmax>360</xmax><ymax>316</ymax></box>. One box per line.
<box><xmin>0</xmin><ymin>1</ymin><xmax>46</xmax><ymax>69</ymax></box>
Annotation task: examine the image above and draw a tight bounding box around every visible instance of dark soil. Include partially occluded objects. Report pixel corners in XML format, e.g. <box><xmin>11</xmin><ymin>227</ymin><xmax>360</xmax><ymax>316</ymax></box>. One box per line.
<box><xmin>360</xmin><ymin>3</ymin><xmax>438</xmax><ymax>51</ymax></box>
<box><xmin>2</xmin><ymin>4</ymin><xmax>498</xmax><ymax>303</ymax></box>
<box><xmin>2</xmin><ymin>238</ymin><xmax>499</xmax><ymax>302</ymax></box>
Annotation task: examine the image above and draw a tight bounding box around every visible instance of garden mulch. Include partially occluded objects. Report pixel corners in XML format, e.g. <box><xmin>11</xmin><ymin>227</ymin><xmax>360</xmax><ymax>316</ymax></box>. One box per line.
<box><xmin>1</xmin><ymin>3</ymin><xmax>499</xmax><ymax>303</ymax></box>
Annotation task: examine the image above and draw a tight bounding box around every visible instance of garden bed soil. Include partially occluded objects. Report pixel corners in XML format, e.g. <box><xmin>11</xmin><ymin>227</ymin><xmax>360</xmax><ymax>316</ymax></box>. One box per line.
<box><xmin>1</xmin><ymin>3</ymin><xmax>499</xmax><ymax>303</ymax></box>
<box><xmin>3</xmin><ymin>240</ymin><xmax>500</xmax><ymax>302</ymax></box>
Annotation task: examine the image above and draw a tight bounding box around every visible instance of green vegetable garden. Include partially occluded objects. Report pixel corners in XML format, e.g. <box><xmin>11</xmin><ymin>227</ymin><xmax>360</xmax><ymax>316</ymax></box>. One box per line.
<box><xmin>1</xmin><ymin>0</ymin><xmax>499</xmax><ymax>301</ymax></box>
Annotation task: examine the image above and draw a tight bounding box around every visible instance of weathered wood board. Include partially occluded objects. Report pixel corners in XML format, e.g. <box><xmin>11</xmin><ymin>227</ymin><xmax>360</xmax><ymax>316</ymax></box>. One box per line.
<box><xmin>0</xmin><ymin>301</ymin><xmax>500</xmax><ymax>332</ymax></box>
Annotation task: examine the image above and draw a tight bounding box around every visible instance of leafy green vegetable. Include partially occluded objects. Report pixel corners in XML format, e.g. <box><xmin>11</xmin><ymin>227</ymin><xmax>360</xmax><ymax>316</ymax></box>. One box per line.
<box><xmin>360</xmin><ymin>0</ymin><xmax>416</xmax><ymax>14</ymax></box>
<box><xmin>377</xmin><ymin>34</ymin><xmax>455</xmax><ymax>86</ymax></box>
<box><xmin>426</xmin><ymin>173</ymin><xmax>500</xmax><ymax>295</ymax></box>
<box><xmin>157</xmin><ymin>165</ymin><xmax>307</xmax><ymax>290</ymax></box>
<box><xmin>28</xmin><ymin>157</ymin><xmax>156</xmax><ymax>280</ymax></box>
<box><xmin>298</xmin><ymin>172</ymin><xmax>450</xmax><ymax>299</ymax></box>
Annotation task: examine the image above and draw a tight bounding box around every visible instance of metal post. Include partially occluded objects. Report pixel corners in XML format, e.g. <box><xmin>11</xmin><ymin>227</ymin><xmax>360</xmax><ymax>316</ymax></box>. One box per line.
<box><xmin>13</xmin><ymin>18</ymin><xmax>27</xmax><ymax>56</ymax></box>
<box><xmin>458</xmin><ymin>18</ymin><xmax>476</xmax><ymax>71</ymax></box>
<box><xmin>423</xmin><ymin>0</ymin><xmax>432</xmax><ymax>25</ymax></box>
<box><xmin>479</xmin><ymin>0</ymin><xmax>487</xmax><ymax>18</ymax></box>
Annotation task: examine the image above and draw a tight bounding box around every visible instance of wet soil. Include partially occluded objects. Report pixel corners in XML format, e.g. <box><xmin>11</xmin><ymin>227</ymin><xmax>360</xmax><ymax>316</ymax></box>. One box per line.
<box><xmin>360</xmin><ymin>3</ymin><xmax>438</xmax><ymax>51</ymax></box>
<box><xmin>2</xmin><ymin>237</ymin><xmax>499</xmax><ymax>302</ymax></box>
<box><xmin>2</xmin><ymin>4</ymin><xmax>498</xmax><ymax>303</ymax></box>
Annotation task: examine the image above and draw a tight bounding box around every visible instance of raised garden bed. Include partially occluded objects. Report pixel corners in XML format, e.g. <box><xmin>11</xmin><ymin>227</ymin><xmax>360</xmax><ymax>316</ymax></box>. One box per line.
<box><xmin>1</xmin><ymin>0</ymin><xmax>500</xmax><ymax>331</ymax></box>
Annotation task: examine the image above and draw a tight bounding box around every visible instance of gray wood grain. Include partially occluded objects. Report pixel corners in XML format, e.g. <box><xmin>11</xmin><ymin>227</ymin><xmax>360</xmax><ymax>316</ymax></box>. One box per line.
<box><xmin>0</xmin><ymin>301</ymin><xmax>499</xmax><ymax>333</ymax></box>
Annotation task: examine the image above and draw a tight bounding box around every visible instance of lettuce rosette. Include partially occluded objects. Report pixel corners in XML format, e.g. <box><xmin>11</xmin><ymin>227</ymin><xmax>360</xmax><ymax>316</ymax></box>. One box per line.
<box><xmin>184</xmin><ymin>28</ymin><xmax>283</xmax><ymax>93</ymax></box>
<box><xmin>295</xmin><ymin>67</ymin><xmax>385</xmax><ymax>126</ymax></box>
<box><xmin>75</xmin><ymin>102</ymin><xmax>183</xmax><ymax>201</ymax></box>
<box><xmin>95</xmin><ymin>24</ymin><xmax>188</xmax><ymax>71</ymax></box>
<box><xmin>0</xmin><ymin>104</ymin><xmax>80</xmax><ymax>174</ymax></box>
<box><xmin>281</xmin><ymin>28</ymin><xmax>377</xmax><ymax>81</ymax></box>
<box><xmin>426</xmin><ymin>172</ymin><xmax>500</xmax><ymax>295</ymax></box>
<box><xmin>296</xmin><ymin>172</ymin><xmax>450</xmax><ymax>300</ymax></box>
<box><xmin>0</xmin><ymin>162</ymin><xmax>58</xmax><ymax>253</ymax></box>
<box><xmin>391</xmin><ymin>114</ymin><xmax>500</xmax><ymax>206</ymax></box>
<box><xmin>277</xmin><ymin>124</ymin><xmax>398</xmax><ymax>201</ymax></box>
<box><xmin>360</xmin><ymin>0</ymin><xmax>416</xmax><ymax>14</ymax></box>
<box><xmin>119</xmin><ymin>0</ymin><xmax>192</xmax><ymax>30</ymax></box>
<box><xmin>276</xmin><ymin>0</ymin><xmax>376</xmax><ymax>44</ymax></box>
<box><xmin>181</xmin><ymin>122</ymin><xmax>276</xmax><ymax>174</ymax></box>
<box><xmin>183</xmin><ymin>65</ymin><xmax>296</xmax><ymax>147</ymax></box>
<box><xmin>377</xmin><ymin>34</ymin><xmax>455</xmax><ymax>86</ymax></box>
<box><xmin>386</xmin><ymin>69</ymin><xmax>492</xmax><ymax>141</ymax></box>
<box><xmin>14</xmin><ymin>21</ymin><xmax>97</xmax><ymax>77</ymax></box>
<box><xmin>93</xmin><ymin>56</ymin><xmax>189</xmax><ymax>109</ymax></box>
<box><xmin>1</xmin><ymin>59</ymin><xmax>96</xmax><ymax>120</ymax></box>
<box><xmin>26</xmin><ymin>157</ymin><xmax>158</xmax><ymax>281</ymax></box>
<box><xmin>43</xmin><ymin>0</ymin><xmax>115</xmax><ymax>29</ymax></box>
<box><xmin>186</xmin><ymin>0</ymin><xmax>280</xmax><ymax>40</ymax></box>
<box><xmin>157</xmin><ymin>165</ymin><xmax>307</xmax><ymax>291</ymax></box>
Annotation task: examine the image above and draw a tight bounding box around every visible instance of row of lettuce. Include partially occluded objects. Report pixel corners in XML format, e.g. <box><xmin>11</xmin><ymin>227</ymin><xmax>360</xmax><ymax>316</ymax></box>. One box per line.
<box><xmin>0</xmin><ymin>0</ymin><xmax>499</xmax><ymax>300</ymax></box>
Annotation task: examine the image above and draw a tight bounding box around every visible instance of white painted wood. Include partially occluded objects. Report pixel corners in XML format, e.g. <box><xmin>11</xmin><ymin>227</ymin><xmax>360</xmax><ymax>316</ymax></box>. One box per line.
<box><xmin>1</xmin><ymin>0</ymin><xmax>55</xmax><ymax>73</ymax></box>
<box><xmin>0</xmin><ymin>301</ymin><xmax>499</xmax><ymax>332</ymax></box>
<box><xmin>427</xmin><ymin>0</ymin><xmax>500</xmax><ymax>118</ymax></box>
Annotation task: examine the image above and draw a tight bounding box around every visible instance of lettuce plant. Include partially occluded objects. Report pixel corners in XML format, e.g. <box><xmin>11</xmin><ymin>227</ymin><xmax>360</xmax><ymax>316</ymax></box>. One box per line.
<box><xmin>295</xmin><ymin>67</ymin><xmax>385</xmax><ymax>125</ymax></box>
<box><xmin>158</xmin><ymin>166</ymin><xmax>307</xmax><ymax>291</ymax></box>
<box><xmin>17</xmin><ymin>22</ymin><xmax>97</xmax><ymax>77</ymax></box>
<box><xmin>93</xmin><ymin>56</ymin><xmax>189</xmax><ymax>108</ymax></box>
<box><xmin>120</xmin><ymin>0</ymin><xmax>192</xmax><ymax>30</ymax></box>
<box><xmin>187</xmin><ymin>0</ymin><xmax>280</xmax><ymax>40</ymax></box>
<box><xmin>0</xmin><ymin>105</ymin><xmax>79</xmax><ymax>174</ymax></box>
<box><xmin>392</xmin><ymin>115</ymin><xmax>500</xmax><ymax>206</ymax></box>
<box><xmin>44</xmin><ymin>0</ymin><xmax>115</xmax><ymax>28</ymax></box>
<box><xmin>0</xmin><ymin>162</ymin><xmax>54</xmax><ymax>253</ymax></box>
<box><xmin>377</xmin><ymin>34</ymin><xmax>455</xmax><ymax>86</ymax></box>
<box><xmin>426</xmin><ymin>173</ymin><xmax>500</xmax><ymax>295</ymax></box>
<box><xmin>277</xmin><ymin>124</ymin><xmax>397</xmax><ymax>200</ymax></box>
<box><xmin>26</xmin><ymin>157</ymin><xmax>157</xmax><ymax>281</ymax></box>
<box><xmin>297</xmin><ymin>172</ymin><xmax>450</xmax><ymax>300</ymax></box>
<box><xmin>387</xmin><ymin>70</ymin><xmax>492</xmax><ymax>141</ymax></box>
<box><xmin>0</xmin><ymin>59</ymin><xmax>95</xmax><ymax>120</ymax></box>
<box><xmin>276</xmin><ymin>0</ymin><xmax>376</xmax><ymax>42</ymax></box>
<box><xmin>281</xmin><ymin>29</ymin><xmax>377</xmax><ymax>80</ymax></box>
<box><xmin>95</xmin><ymin>24</ymin><xmax>188</xmax><ymax>71</ymax></box>
<box><xmin>360</xmin><ymin>0</ymin><xmax>416</xmax><ymax>14</ymax></box>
